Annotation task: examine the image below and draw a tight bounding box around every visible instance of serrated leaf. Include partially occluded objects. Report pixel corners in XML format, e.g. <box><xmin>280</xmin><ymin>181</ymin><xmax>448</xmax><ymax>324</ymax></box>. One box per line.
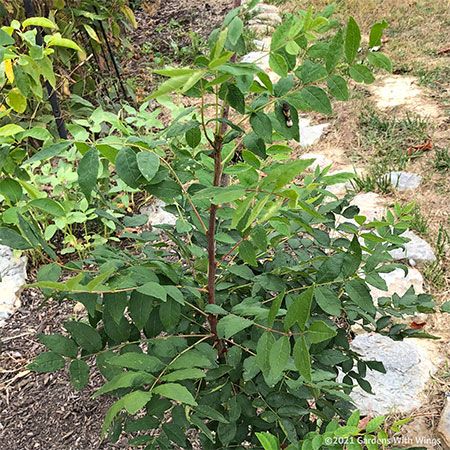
<box><xmin>285</xmin><ymin>287</ymin><xmax>313</xmax><ymax>331</ymax></box>
<box><xmin>38</xmin><ymin>334</ymin><xmax>78</xmax><ymax>358</ymax></box>
<box><xmin>327</xmin><ymin>75</ymin><xmax>349</xmax><ymax>100</ymax></box>
<box><xmin>28</xmin><ymin>351</ymin><xmax>65</xmax><ymax>372</ymax></box>
<box><xmin>307</xmin><ymin>320</ymin><xmax>337</xmax><ymax>343</ymax></box>
<box><xmin>93</xmin><ymin>371</ymin><xmax>155</xmax><ymax>398</ymax></box>
<box><xmin>217</xmin><ymin>314</ymin><xmax>254</xmax><ymax>339</ymax></box>
<box><xmin>129</xmin><ymin>291</ymin><xmax>153</xmax><ymax>330</ymax></box>
<box><xmin>161</xmin><ymin>368</ymin><xmax>205</xmax><ymax>382</ymax></box>
<box><xmin>153</xmin><ymin>383</ymin><xmax>197</xmax><ymax>406</ymax></box>
<box><xmin>314</xmin><ymin>286</ymin><xmax>341</xmax><ymax>315</ymax></box>
<box><xmin>136</xmin><ymin>282</ymin><xmax>167</xmax><ymax>301</ymax></box>
<box><xmin>293</xmin><ymin>336</ymin><xmax>311</xmax><ymax>381</ymax></box>
<box><xmin>69</xmin><ymin>359</ymin><xmax>90</xmax><ymax>390</ymax></box>
<box><xmin>64</xmin><ymin>321</ymin><xmax>103</xmax><ymax>353</ymax></box>
<box><xmin>108</xmin><ymin>352</ymin><xmax>164</xmax><ymax>373</ymax></box>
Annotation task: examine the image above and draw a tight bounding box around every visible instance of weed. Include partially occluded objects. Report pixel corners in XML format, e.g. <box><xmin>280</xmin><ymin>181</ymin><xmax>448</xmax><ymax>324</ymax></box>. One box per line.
<box><xmin>434</xmin><ymin>147</ymin><xmax>450</xmax><ymax>172</ymax></box>
<box><xmin>423</xmin><ymin>261</ymin><xmax>446</xmax><ymax>289</ymax></box>
<box><xmin>410</xmin><ymin>204</ymin><xmax>429</xmax><ymax>235</ymax></box>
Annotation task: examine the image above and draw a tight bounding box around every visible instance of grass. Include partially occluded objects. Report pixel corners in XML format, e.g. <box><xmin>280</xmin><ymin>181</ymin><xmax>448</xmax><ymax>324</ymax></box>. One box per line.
<box><xmin>410</xmin><ymin>204</ymin><xmax>429</xmax><ymax>235</ymax></box>
<box><xmin>352</xmin><ymin>108</ymin><xmax>430</xmax><ymax>192</ymax></box>
<box><xmin>433</xmin><ymin>147</ymin><xmax>450</xmax><ymax>172</ymax></box>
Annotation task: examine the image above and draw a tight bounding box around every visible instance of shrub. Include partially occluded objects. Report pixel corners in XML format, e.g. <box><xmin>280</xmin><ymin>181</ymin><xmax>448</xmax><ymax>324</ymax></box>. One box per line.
<box><xmin>18</xmin><ymin>3</ymin><xmax>434</xmax><ymax>449</ymax></box>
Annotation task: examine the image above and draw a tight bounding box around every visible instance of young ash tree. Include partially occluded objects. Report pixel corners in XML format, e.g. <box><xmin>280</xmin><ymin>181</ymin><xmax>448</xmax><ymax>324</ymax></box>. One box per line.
<box><xmin>21</xmin><ymin>3</ymin><xmax>433</xmax><ymax>449</ymax></box>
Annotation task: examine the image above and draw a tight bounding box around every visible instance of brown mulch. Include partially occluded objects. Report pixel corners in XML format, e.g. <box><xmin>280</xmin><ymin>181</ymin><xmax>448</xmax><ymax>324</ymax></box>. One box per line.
<box><xmin>0</xmin><ymin>289</ymin><xmax>127</xmax><ymax>450</ymax></box>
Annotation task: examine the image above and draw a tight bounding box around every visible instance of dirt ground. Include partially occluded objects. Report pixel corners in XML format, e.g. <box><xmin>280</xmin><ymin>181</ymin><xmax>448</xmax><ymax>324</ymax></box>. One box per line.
<box><xmin>1</xmin><ymin>0</ymin><xmax>450</xmax><ymax>449</ymax></box>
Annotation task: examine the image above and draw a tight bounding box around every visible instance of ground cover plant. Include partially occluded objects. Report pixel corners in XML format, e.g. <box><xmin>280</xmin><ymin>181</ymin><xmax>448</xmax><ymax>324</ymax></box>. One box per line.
<box><xmin>0</xmin><ymin>1</ymin><xmax>439</xmax><ymax>449</ymax></box>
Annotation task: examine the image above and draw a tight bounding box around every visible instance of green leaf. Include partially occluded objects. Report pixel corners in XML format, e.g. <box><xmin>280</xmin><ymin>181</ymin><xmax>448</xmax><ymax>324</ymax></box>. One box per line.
<box><xmin>93</xmin><ymin>371</ymin><xmax>154</xmax><ymax>398</ymax></box>
<box><xmin>78</xmin><ymin>147</ymin><xmax>99</xmax><ymax>200</ymax></box>
<box><xmin>7</xmin><ymin>88</ymin><xmax>27</xmax><ymax>113</ymax></box>
<box><xmin>195</xmin><ymin>404</ymin><xmax>229</xmax><ymax>423</ymax></box>
<box><xmin>122</xmin><ymin>390</ymin><xmax>153</xmax><ymax>414</ymax></box>
<box><xmin>161</xmin><ymin>368</ymin><xmax>206</xmax><ymax>382</ymax></box>
<box><xmin>262</xmin><ymin>159</ymin><xmax>314</xmax><ymax>190</ymax></box>
<box><xmin>153</xmin><ymin>383</ymin><xmax>197</xmax><ymax>406</ymax></box>
<box><xmin>365</xmin><ymin>415</ymin><xmax>385</xmax><ymax>432</ymax></box>
<box><xmin>137</xmin><ymin>282</ymin><xmax>167</xmax><ymax>301</ymax></box>
<box><xmin>441</xmin><ymin>301</ymin><xmax>450</xmax><ymax>313</ymax></box>
<box><xmin>115</xmin><ymin>147</ymin><xmax>143</xmax><ymax>188</ymax></box>
<box><xmin>345</xmin><ymin>279</ymin><xmax>376</xmax><ymax>314</ymax></box>
<box><xmin>369</xmin><ymin>20</ymin><xmax>388</xmax><ymax>48</ymax></box>
<box><xmin>267</xmin><ymin>336</ymin><xmax>290</xmax><ymax>384</ymax></box>
<box><xmin>269</xmin><ymin>53</ymin><xmax>288</xmax><ymax>77</ymax></box>
<box><xmin>256</xmin><ymin>432</ymin><xmax>279</xmax><ymax>450</ymax></box>
<box><xmin>293</xmin><ymin>336</ymin><xmax>311</xmax><ymax>381</ymax></box>
<box><xmin>226</xmin><ymin>84</ymin><xmax>245</xmax><ymax>114</ymax></box>
<box><xmin>367</xmin><ymin>52</ymin><xmax>392</xmax><ymax>72</ymax></box>
<box><xmin>137</xmin><ymin>152</ymin><xmax>160</xmax><ymax>182</ymax></box>
<box><xmin>250</xmin><ymin>112</ymin><xmax>273</xmax><ymax>143</ymax></box>
<box><xmin>0</xmin><ymin>227</ymin><xmax>32</xmax><ymax>250</ymax></box>
<box><xmin>267</xmin><ymin>292</ymin><xmax>284</xmax><ymax>330</ymax></box>
<box><xmin>217</xmin><ymin>314</ymin><xmax>254</xmax><ymax>339</ymax></box>
<box><xmin>37</xmin><ymin>334</ymin><xmax>78</xmax><ymax>358</ymax></box>
<box><xmin>159</xmin><ymin>299</ymin><xmax>181</xmax><ymax>330</ymax></box>
<box><xmin>64</xmin><ymin>321</ymin><xmax>103</xmax><ymax>353</ymax></box>
<box><xmin>186</xmin><ymin>127</ymin><xmax>201</xmax><ymax>148</ymax></box>
<box><xmin>83</xmin><ymin>23</ymin><xmax>100</xmax><ymax>43</ymax></box>
<box><xmin>295</xmin><ymin>86</ymin><xmax>332</xmax><ymax>115</ymax></box>
<box><xmin>129</xmin><ymin>291</ymin><xmax>153</xmax><ymax>330</ymax></box>
<box><xmin>296</xmin><ymin>60</ymin><xmax>327</xmax><ymax>84</ymax></box>
<box><xmin>69</xmin><ymin>359</ymin><xmax>90</xmax><ymax>389</ymax></box>
<box><xmin>228</xmin><ymin>16</ymin><xmax>244</xmax><ymax>46</ymax></box>
<box><xmin>108</xmin><ymin>352</ymin><xmax>164</xmax><ymax>373</ymax></box>
<box><xmin>0</xmin><ymin>178</ymin><xmax>22</xmax><ymax>203</ymax></box>
<box><xmin>28</xmin><ymin>351</ymin><xmax>65</xmax><ymax>373</ymax></box>
<box><xmin>239</xmin><ymin>240</ymin><xmax>257</xmax><ymax>267</ymax></box>
<box><xmin>170</xmin><ymin>349</ymin><xmax>215</xmax><ymax>369</ymax></box>
<box><xmin>349</xmin><ymin>65</ymin><xmax>375</xmax><ymax>84</ymax></box>
<box><xmin>104</xmin><ymin>292</ymin><xmax>128</xmax><ymax>324</ymax></box>
<box><xmin>0</xmin><ymin>124</ymin><xmax>25</xmax><ymax>137</ymax></box>
<box><xmin>314</xmin><ymin>286</ymin><xmax>341</xmax><ymax>315</ymax></box>
<box><xmin>149</xmin><ymin>74</ymin><xmax>191</xmax><ymax>98</ymax></box>
<box><xmin>28</xmin><ymin>198</ymin><xmax>65</xmax><ymax>217</ymax></box>
<box><xmin>194</xmin><ymin>186</ymin><xmax>246</xmax><ymax>204</ymax></box>
<box><xmin>345</xmin><ymin>17</ymin><xmax>361</xmax><ymax>63</ymax></box>
<box><xmin>307</xmin><ymin>320</ymin><xmax>337</xmax><ymax>343</ymax></box>
<box><xmin>23</xmin><ymin>17</ymin><xmax>57</xmax><ymax>29</ymax></box>
<box><xmin>24</xmin><ymin>141</ymin><xmax>72</xmax><ymax>164</ymax></box>
<box><xmin>46</xmin><ymin>34</ymin><xmax>82</xmax><ymax>51</ymax></box>
<box><xmin>327</xmin><ymin>75</ymin><xmax>349</xmax><ymax>101</ymax></box>
<box><xmin>285</xmin><ymin>287</ymin><xmax>314</xmax><ymax>331</ymax></box>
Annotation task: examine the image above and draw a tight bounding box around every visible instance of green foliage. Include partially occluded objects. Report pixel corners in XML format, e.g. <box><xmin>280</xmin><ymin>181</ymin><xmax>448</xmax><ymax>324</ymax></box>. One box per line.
<box><xmin>17</xmin><ymin>3</ymin><xmax>431</xmax><ymax>449</ymax></box>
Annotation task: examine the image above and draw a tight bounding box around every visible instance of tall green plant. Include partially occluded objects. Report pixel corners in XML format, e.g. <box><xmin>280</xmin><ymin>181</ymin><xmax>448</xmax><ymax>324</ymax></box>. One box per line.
<box><xmin>20</xmin><ymin>3</ymin><xmax>434</xmax><ymax>449</ymax></box>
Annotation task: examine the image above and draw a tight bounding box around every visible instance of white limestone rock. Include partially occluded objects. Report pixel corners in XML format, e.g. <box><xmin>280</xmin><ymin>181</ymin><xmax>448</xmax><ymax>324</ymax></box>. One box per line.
<box><xmin>140</xmin><ymin>200</ymin><xmax>177</xmax><ymax>229</ymax></box>
<box><xmin>248</xmin><ymin>23</ymin><xmax>275</xmax><ymax>37</ymax></box>
<box><xmin>0</xmin><ymin>244</ymin><xmax>27</xmax><ymax>326</ymax></box>
<box><xmin>349</xmin><ymin>333</ymin><xmax>437</xmax><ymax>415</ymax></box>
<box><xmin>388</xmin><ymin>171</ymin><xmax>422</xmax><ymax>191</ymax></box>
<box><xmin>249</xmin><ymin>12</ymin><xmax>282</xmax><ymax>27</ymax></box>
<box><xmin>349</xmin><ymin>192</ymin><xmax>388</xmax><ymax>222</ymax></box>
<box><xmin>298</xmin><ymin>117</ymin><xmax>329</xmax><ymax>147</ymax></box>
<box><xmin>241</xmin><ymin>51</ymin><xmax>279</xmax><ymax>83</ymax></box>
<box><xmin>390</xmin><ymin>230</ymin><xmax>436</xmax><ymax>263</ymax></box>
